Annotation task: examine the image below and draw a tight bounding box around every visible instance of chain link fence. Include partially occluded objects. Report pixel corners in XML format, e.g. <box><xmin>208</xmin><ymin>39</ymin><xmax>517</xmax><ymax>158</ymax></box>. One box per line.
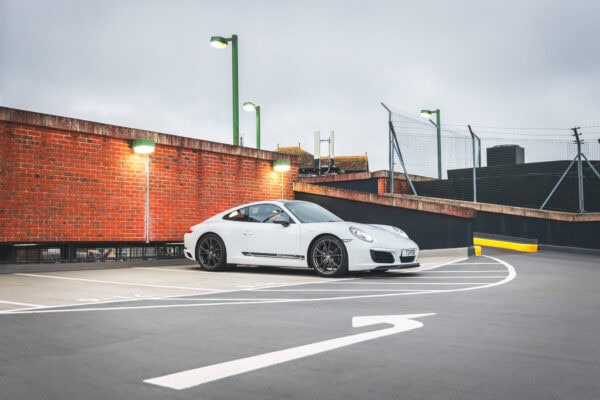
<box><xmin>388</xmin><ymin>108</ymin><xmax>600</xmax><ymax>212</ymax></box>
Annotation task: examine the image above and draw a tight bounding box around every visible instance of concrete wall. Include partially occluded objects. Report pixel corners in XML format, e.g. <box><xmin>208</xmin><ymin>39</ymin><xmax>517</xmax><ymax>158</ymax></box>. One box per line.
<box><xmin>0</xmin><ymin>107</ymin><xmax>298</xmax><ymax>244</ymax></box>
<box><xmin>293</xmin><ymin>182</ymin><xmax>475</xmax><ymax>250</ymax></box>
<box><xmin>474</xmin><ymin>212</ymin><xmax>600</xmax><ymax>249</ymax></box>
<box><xmin>299</xmin><ymin>171</ymin><xmax>430</xmax><ymax>196</ymax></box>
<box><xmin>294</xmin><ymin>182</ymin><xmax>600</xmax><ymax>250</ymax></box>
<box><xmin>416</xmin><ymin>161</ymin><xmax>600</xmax><ymax>212</ymax></box>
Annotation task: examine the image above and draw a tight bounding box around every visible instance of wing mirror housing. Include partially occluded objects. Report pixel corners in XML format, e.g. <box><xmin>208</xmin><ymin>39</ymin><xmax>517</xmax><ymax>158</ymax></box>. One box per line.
<box><xmin>273</xmin><ymin>213</ymin><xmax>290</xmax><ymax>227</ymax></box>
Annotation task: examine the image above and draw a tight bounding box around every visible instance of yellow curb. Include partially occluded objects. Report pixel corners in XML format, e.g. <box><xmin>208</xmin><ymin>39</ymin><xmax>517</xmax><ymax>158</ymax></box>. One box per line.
<box><xmin>473</xmin><ymin>237</ymin><xmax>538</xmax><ymax>253</ymax></box>
<box><xmin>473</xmin><ymin>245</ymin><xmax>482</xmax><ymax>256</ymax></box>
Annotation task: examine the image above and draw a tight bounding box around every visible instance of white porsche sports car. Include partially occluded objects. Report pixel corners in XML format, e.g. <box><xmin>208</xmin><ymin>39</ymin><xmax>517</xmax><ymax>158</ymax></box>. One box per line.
<box><xmin>183</xmin><ymin>200</ymin><xmax>419</xmax><ymax>277</ymax></box>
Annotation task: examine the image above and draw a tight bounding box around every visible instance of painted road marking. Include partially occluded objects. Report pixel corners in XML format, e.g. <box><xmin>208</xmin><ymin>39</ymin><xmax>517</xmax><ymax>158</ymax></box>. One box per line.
<box><xmin>0</xmin><ymin>299</ymin><xmax>44</xmax><ymax>308</ymax></box>
<box><xmin>144</xmin><ymin>313</ymin><xmax>435</xmax><ymax>390</ymax></box>
<box><xmin>416</xmin><ymin>270</ymin><xmax>507</xmax><ymax>273</ymax></box>
<box><xmin>1</xmin><ymin>256</ymin><xmax>515</xmax><ymax>315</ymax></box>
<box><xmin>445</xmin><ymin>262</ymin><xmax>502</xmax><ymax>265</ymax></box>
<box><xmin>14</xmin><ymin>273</ymin><xmax>224</xmax><ymax>292</ymax></box>
<box><xmin>327</xmin><ymin>276</ymin><xmax>506</xmax><ymax>281</ymax></box>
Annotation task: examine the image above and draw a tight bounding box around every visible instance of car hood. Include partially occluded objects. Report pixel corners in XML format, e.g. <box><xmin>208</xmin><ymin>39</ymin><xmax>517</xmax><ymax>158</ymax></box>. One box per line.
<box><xmin>305</xmin><ymin>221</ymin><xmax>415</xmax><ymax>244</ymax></box>
<box><xmin>355</xmin><ymin>222</ymin><xmax>411</xmax><ymax>240</ymax></box>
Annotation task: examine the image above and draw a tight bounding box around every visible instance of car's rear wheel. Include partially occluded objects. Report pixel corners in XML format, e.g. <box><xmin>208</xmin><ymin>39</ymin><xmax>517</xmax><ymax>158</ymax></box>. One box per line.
<box><xmin>309</xmin><ymin>235</ymin><xmax>348</xmax><ymax>277</ymax></box>
<box><xmin>196</xmin><ymin>233</ymin><xmax>227</xmax><ymax>271</ymax></box>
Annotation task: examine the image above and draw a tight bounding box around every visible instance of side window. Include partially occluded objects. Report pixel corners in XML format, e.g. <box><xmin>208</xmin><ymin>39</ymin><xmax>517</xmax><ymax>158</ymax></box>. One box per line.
<box><xmin>247</xmin><ymin>204</ymin><xmax>289</xmax><ymax>223</ymax></box>
<box><xmin>223</xmin><ymin>207</ymin><xmax>249</xmax><ymax>222</ymax></box>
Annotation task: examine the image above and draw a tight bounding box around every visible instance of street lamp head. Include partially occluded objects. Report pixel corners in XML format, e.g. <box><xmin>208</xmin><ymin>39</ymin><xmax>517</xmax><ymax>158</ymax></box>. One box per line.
<box><xmin>132</xmin><ymin>138</ymin><xmax>156</xmax><ymax>154</ymax></box>
<box><xmin>421</xmin><ymin>108</ymin><xmax>440</xmax><ymax>118</ymax></box>
<box><xmin>243</xmin><ymin>101</ymin><xmax>257</xmax><ymax>112</ymax></box>
<box><xmin>420</xmin><ymin>109</ymin><xmax>433</xmax><ymax>118</ymax></box>
<box><xmin>210</xmin><ymin>36</ymin><xmax>229</xmax><ymax>49</ymax></box>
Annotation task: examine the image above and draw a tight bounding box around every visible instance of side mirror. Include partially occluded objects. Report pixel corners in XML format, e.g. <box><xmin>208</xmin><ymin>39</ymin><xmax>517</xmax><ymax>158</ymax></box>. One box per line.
<box><xmin>272</xmin><ymin>213</ymin><xmax>290</xmax><ymax>227</ymax></box>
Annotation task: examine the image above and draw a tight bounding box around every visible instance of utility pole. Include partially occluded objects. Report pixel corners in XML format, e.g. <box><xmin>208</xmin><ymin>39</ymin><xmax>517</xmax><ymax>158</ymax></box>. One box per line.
<box><xmin>540</xmin><ymin>127</ymin><xmax>591</xmax><ymax>213</ymax></box>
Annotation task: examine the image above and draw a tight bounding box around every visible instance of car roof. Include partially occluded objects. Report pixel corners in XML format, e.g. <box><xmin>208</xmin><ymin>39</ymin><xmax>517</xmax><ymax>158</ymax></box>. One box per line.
<box><xmin>243</xmin><ymin>200</ymin><xmax>308</xmax><ymax>206</ymax></box>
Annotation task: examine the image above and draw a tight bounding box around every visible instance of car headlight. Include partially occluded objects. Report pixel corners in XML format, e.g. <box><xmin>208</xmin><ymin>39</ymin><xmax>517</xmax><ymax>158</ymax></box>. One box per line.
<box><xmin>392</xmin><ymin>226</ymin><xmax>409</xmax><ymax>239</ymax></box>
<box><xmin>349</xmin><ymin>226</ymin><xmax>374</xmax><ymax>242</ymax></box>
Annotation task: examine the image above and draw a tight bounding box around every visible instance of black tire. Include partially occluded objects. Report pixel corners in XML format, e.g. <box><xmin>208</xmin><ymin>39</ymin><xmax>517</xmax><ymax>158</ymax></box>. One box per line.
<box><xmin>309</xmin><ymin>235</ymin><xmax>348</xmax><ymax>277</ymax></box>
<box><xmin>196</xmin><ymin>233</ymin><xmax>227</xmax><ymax>271</ymax></box>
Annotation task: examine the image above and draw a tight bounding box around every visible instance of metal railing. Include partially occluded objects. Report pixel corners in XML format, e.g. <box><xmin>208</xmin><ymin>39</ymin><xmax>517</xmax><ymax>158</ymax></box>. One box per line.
<box><xmin>1</xmin><ymin>243</ymin><xmax>185</xmax><ymax>264</ymax></box>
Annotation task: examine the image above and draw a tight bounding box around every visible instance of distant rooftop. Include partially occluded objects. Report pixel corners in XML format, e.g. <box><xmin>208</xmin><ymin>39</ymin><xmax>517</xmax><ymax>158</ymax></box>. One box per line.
<box><xmin>276</xmin><ymin>144</ymin><xmax>369</xmax><ymax>174</ymax></box>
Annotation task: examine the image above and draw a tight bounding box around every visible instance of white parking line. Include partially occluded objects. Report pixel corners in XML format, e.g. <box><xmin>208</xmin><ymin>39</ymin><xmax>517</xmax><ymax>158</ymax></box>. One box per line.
<box><xmin>447</xmin><ymin>262</ymin><xmax>501</xmax><ymax>265</ymax></box>
<box><xmin>14</xmin><ymin>273</ymin><xmax>224</xmax><ymax>292</ymax></box>
<box><xmin>0</xmin><ymin>275</ymin><xmax>346</xmax><ymax>313</ymax></box>
<box><xmin>134</xmin><ymin>267</ymin><xmax>199</xmax><ymax>272</ymax></box>
<box><xmin>421</xmin><ymin>270</ymin><xmax>507</xmax><ymax>273</ymax></box>
<box><xmin>1</xmin><ymin>256</ymin><xmax>515</xmax><ymax>315</ymax></box>
<box><xmin>255</xmin><ymin>282</ymin><xmax>499</xmax><ymax>288</ymax></box>
<box><xmin>251</xmin><ymin>289</ymin><xmax>466</xmax><ymax>292</ymax></box>
<box><xmin>0</xmin><ymin>299</ymin><xmax>45</xmax><ymax>308</ymax></box>
<box><xmin>332</xmin><ymin>276</ymin><xmax>506</xmax><ymax>281</ymax></box>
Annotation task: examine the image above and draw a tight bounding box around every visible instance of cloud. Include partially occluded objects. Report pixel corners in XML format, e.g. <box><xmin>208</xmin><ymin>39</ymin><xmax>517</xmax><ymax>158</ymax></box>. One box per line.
<box><xmin>2</xmin><ymin>0</ymin><xmax>599</xmax><ymax>172</ymax></box>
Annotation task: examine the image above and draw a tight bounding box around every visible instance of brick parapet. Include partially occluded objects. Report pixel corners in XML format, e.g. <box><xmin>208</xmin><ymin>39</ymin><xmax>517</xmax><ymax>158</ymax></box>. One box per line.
<box><xmin>0</xmin><ymin>107</ymin><xmax>285</xmax><ymax>162</ymax></box>
<box><xmin>0</xmin><ymin>107</ymin><xmax>299</xmax><ymax>243</ymax></box>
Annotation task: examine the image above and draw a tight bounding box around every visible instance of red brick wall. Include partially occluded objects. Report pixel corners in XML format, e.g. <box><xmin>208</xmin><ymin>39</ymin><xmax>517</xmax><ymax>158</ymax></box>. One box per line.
<box><xmin>378</xmin><ymin>177</ymin><xmax>411</xmax><ymax>195</ymax></box>
<box><xmin>0</xmin><ymin>108</ymin><xmax>298</xmax><ymax>243</ymax></box>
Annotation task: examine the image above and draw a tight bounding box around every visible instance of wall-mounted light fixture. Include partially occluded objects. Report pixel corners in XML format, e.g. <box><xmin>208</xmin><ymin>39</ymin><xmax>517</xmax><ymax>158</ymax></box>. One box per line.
<box><xmin>273</xmin><ymin>159</ymin><xmax>291</xmax><ymax>200</ymax></box>
<box><xmin>133</xmin><ymin>138</ymin><xmax>155</xmax><ymax>243</ymax></box>
<box><xmin>132</xmin><ymin>138</ymin><xmax>156</xmax><ymax>154</ymax></box>
<box><xmin>273</xmin><ymin>159</ymin><xmax>291</xmax><ymax>172</ymax></box>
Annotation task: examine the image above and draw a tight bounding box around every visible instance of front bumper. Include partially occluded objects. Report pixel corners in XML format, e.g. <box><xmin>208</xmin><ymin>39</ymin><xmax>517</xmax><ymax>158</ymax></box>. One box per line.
<box><xmin>345</xmin><ymin>241</ymin><xmax>420</xmax><ymax>272</ymax></box>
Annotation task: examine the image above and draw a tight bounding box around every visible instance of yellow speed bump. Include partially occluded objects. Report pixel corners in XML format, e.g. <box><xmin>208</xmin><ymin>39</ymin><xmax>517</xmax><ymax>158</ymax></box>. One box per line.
<box><xmin>473</xmin><ymin>232</ymin><xmax>538</xmax><ymax>253</ymax></box>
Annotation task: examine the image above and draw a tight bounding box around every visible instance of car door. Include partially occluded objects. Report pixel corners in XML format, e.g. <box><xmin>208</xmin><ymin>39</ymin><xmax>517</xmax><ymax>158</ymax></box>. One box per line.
<box><xmin>240</xmin><ymin>203</ymin><xmax>303</xmax><ymax>266</ymax></box>
<box><xmin>219</xmin><ymin>206</ymin><xmax>251</xmax><ymax>264</ymax></box>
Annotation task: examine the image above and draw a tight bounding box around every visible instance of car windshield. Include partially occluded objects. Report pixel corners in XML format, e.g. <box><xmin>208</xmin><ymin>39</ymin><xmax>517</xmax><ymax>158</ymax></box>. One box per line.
<box><xmin>284</xmin><ymin>202</ymin><xmax>343</xmax><ymax>223</ymax></box>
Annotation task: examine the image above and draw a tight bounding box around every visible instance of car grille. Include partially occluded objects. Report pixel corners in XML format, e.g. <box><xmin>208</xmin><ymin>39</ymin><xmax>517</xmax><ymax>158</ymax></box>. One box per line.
<box><xmin>370</xmin><ymin>250</ymin><xmax>395</xmax><ymax>264</ymax></box>
<box><xmin>400</xmin><ymin>255</ymin><xmax>416</xmax><ymax>263</ymax></box>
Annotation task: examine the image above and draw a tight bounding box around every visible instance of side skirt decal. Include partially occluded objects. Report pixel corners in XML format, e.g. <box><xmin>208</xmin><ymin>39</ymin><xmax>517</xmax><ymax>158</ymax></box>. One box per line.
<box><xmin>242</xmin><ymin>252</ymin><xmax>305</xmax><ymax>260</ymax></box>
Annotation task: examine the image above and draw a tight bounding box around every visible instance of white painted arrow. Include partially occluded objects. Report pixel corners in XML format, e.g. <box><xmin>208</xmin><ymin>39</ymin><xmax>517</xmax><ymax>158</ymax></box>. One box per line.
<box><xmin>144</xmin><ymin>313</ymin><xmax>435</xmax><ymax>390</ymax></box>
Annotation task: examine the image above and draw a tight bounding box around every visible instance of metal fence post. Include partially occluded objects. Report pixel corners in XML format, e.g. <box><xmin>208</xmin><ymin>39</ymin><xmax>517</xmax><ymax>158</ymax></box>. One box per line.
<box><xmin>573</xmin><ymin>127</ymin><xmax>584</xmax><ymax>213</ymax></box>
<box><xmin>381</xmin><ymin>103</ymin><xmax>394</xmax><ymax>194</ymax></box>
<box><xmin>468</xmin><ymin>125</ymin><xmax>478</xmax><ymax>202</ymax></box>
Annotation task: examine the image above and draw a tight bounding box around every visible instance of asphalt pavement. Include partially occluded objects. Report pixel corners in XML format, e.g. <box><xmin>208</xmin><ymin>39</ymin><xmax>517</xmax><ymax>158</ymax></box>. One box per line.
<box><xmin>0</xmin><ymin>247</ymin><xmax>598</xmax><ymax>400</ymax></box>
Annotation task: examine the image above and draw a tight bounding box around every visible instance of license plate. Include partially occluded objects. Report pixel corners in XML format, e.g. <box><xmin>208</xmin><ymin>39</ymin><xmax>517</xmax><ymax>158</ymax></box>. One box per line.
<box><xmin>401</xmin><ymin>249</ymin><xmax>416</xmax><ymax>257</ymax></box>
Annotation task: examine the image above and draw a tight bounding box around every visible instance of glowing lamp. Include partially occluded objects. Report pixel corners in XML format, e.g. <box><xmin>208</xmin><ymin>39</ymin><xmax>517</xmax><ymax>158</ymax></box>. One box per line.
<box><xmin>132</xmin><ymin>138</ymin><xmax>156</xmax><ymax>154</ymax></box>
<box><xmin>273</xmin><ymin>159</ymin><xmax>291</xmax><ymax>172</ymax></box>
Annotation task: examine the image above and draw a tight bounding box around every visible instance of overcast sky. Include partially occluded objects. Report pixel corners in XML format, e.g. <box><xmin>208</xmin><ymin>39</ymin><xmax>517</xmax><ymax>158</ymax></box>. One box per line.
<box><xmin>2</xmin><ymin>0</ymin><xmax>599</xmax><ymax>171</ymax></box>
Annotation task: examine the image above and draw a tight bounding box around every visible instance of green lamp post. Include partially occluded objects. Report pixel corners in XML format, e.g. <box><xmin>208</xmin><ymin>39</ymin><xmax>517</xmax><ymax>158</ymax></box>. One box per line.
<box><xmin>420</xmin><ymin>108</ymin><xmax>442</xmax><ymax>179</ymax></box>
<box><xmin>210</xmin><ymin>34</ymin><xmax>240</xmax><ymax>146</ymax></box>
<box><xmin>243</xmin><ymin>101</ymin><xmax>261</xmax><ymax>150</ymax></box>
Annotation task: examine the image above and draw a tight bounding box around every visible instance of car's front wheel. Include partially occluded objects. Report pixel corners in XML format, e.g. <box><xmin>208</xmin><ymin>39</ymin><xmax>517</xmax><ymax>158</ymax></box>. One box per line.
<box><xmin>309</xmin><ymin>235</ymin><xmax>348</xmax><ymax>277</ymax></box>
<box><xmin>196</xmin><ymin>233</ymin><xmax>227</xmax><ymax>271</ymax></box>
